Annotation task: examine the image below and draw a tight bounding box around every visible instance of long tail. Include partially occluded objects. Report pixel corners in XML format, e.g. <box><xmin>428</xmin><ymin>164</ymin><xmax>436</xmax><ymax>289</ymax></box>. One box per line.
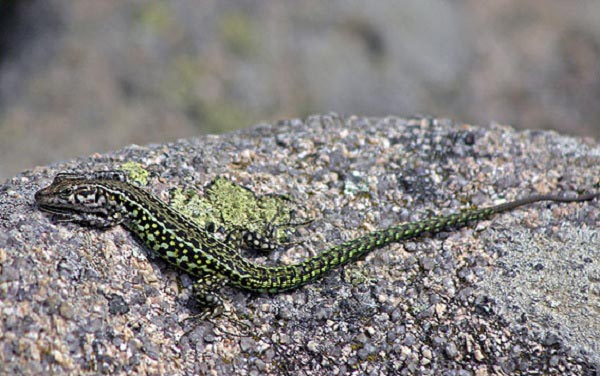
<box><xmin>243</xmin><ymin>192</ymin><xmax>599</xmax><ymax>293</ymax></box>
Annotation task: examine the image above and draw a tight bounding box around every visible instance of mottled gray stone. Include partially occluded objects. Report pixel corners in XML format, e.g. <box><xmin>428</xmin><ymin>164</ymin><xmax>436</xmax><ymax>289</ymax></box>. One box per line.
<box><xmin>0</xmin><ymin>114</ymin><xmax>597</xmax><ymax>374</ymax></box>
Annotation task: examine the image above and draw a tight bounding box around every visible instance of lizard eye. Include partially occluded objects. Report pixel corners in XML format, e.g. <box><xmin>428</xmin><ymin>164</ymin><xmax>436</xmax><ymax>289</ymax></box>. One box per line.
<box><xmin>59</xmin><ymin>187</ymin><xmax>74</xmax><ymax>197</ymax></box>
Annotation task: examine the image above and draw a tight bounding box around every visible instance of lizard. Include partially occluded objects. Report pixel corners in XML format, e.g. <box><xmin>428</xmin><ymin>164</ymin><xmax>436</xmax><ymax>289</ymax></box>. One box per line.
<box><xmin>35</xmin><ymin>170</ymin><xmax>599</xmax><ymax>317</ymax></box>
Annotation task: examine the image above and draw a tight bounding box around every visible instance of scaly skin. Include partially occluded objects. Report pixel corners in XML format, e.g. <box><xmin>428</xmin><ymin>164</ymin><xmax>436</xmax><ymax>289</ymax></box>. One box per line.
<box><xmin>35</xmin><ymin>171</ymin><xmax>599</xmax><ymax>314</ymax></box>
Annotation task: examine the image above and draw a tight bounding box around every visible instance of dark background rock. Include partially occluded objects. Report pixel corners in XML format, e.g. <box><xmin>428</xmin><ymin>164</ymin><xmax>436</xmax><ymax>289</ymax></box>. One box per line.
<box><xmin>1</xmin><ymin>1</ymin><xmax>600</xmax><ymax>179</ymax></box>
<box><xmin>1</xmin><ymin>114</ymin><xmax>598</xmax><ymax>374</ymax></box>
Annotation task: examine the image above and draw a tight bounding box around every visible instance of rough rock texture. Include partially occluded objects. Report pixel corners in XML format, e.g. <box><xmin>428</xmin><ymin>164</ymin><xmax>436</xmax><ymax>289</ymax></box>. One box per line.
<box><xmin>1</xmin><ymin>114</ymin><xmax>598</xmax><ymax>375</ymax></box>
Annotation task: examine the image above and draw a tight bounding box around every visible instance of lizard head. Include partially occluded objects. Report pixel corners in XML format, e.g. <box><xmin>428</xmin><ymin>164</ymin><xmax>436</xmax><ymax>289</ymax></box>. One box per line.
<box><xmin>35</xmin><ymin>172</ymin><xmax>129</xmax><ymax>228</ymax></box>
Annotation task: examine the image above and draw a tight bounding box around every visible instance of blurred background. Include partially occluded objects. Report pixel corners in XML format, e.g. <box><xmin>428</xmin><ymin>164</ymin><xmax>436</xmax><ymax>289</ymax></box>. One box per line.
<box><xmin>1</xmin><ymin>0</ymin><xmax>599</xmax><ymax>180</ymax></box>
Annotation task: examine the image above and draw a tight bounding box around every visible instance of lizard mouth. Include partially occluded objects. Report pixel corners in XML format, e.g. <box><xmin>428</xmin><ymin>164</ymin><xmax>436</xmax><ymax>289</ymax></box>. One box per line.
<box><xmin>37</xmin><ymin>204</ymin><xmax>73</xmax><ymax>215</ymax></box>
<box><xmin>37</xmin><ymin>203</ymin><xmax>88</xmax><ymax>224</ymax></box>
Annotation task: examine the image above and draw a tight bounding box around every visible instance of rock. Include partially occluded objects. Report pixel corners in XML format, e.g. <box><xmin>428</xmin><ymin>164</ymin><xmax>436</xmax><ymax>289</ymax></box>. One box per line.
<box><xmin>0</xmin><ymin>114</ymin><xmax>597</xmax><ymax>374</ymax></box>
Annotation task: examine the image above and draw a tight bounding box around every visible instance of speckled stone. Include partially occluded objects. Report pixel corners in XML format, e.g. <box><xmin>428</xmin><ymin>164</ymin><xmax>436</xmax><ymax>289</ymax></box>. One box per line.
<box><xmin>0</xmin><ymin>114</ymin><xmax>598</xmax><ymax>374</ymax></box>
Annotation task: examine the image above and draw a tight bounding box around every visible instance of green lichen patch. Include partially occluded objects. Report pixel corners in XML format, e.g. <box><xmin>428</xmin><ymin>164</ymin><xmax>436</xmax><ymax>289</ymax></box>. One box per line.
<box><xmin>121</xmin><ymin>162</ymin><xmax>150</xmax><ymax>186</ymax></box>
<box><xmin>342</xmin><ymin>266</ymin><xmax>376</xmax><ymax>286</ymax></box>
<box><xmin>170</xmin><ymin>177</ymin><xmax>299</xmax><ymax>244</ymax></box>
